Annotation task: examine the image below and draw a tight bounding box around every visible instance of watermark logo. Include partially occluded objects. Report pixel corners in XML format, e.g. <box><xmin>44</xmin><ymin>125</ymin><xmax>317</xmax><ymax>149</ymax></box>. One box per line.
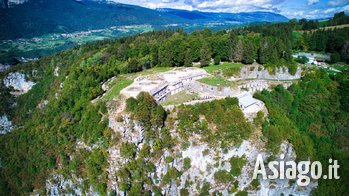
<box><xmin>253</xmin><ymin>154</ymin><xmax>340</xmax><ymax>186</ymax></box>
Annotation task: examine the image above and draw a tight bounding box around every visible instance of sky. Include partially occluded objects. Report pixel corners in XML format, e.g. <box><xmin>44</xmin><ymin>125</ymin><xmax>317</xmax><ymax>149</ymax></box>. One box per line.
<box><xmin>111</xmin><ymin>0</ymin><xmax>349</xmax><ymax>19</ymax></box>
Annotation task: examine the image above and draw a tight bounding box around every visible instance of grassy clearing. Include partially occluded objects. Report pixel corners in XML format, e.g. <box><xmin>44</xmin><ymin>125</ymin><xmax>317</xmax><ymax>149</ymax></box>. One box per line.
<box><xmin>330</xmin><ymin>63</ymin><xmax>349</xmax><ymax>71</ymax></box>
<box><xmin>198</xmin><ymin>76</ymin><xmax>231</xmax><ymax>87</ymax></box>
<box><xmin>138</xmin><ymin>66</ymin><xmax>172</xmax><ymax>76</ymax></box>
<box><xmin>161</xmin><ymin>91</ymin><xmax>198</xmax><ymax>106</ymax></box>
<box><xmin>319</xmin><ymin>20</ymin><xmax>329</xmax><ymax>27</ymax></box>
<box><xmin>102</xmin><ymin>66</ymin><xmax>172</xmax><ymax>101</ymax></box>
<box><xmin>296</xmin><ymin>24</ymin><xmax>349</xmax><ymax>33</ymax></box>
<box><xmin>203</xmin><ymin>62</ymin><xmax>243</xmax><ymax>75</ymax></box>
<box><xmin>102</xmin><ymin>76</ymin><xmax>133</xmax><ymax>100</ymax></box>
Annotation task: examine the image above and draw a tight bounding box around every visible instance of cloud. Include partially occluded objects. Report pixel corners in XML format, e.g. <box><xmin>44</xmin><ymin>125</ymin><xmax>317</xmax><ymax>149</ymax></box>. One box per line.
<box><xmin>328</xmin><ymin>0</ymin><xmax>349</xmax><ymax>6</ymax></box>
<box><xmin>111</xmin><ymin>0</ymin><xmax>349</xmax><ymax>19</ymax></box>
<box><xmin>162</xmin><ymin>0</ymin><xmax>179</xmax><ymax>3</ymax></box>
<box><xmin>307</xmin><ymin>0</ymin><xmax>319</xmax><ymax>5</ymax></box>
<box><xmin>181</xmin><ymin>0</ymin><xmax>286</xmax><ymax>12</ymax></box>
<box><xmin>324</xmin><ymin>8</ymin><xmax>336</xmax><ymax>14</ymax></box>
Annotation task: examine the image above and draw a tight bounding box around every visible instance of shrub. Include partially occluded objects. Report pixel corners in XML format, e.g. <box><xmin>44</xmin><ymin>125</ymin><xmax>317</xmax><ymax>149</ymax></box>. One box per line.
<box><xmin>183</xmin><ymin>157</ymin><xmax>191</xmax><ymax>171</ymax></box>
<box><xmin>214</xmin><ymin>170</ymin><xmax>233</xmax><ymax>184</ymax></box>
<box><xmin>230</xmin><ymin>156</ymin><xmax>246</xmax><ymax>176</ymax></box>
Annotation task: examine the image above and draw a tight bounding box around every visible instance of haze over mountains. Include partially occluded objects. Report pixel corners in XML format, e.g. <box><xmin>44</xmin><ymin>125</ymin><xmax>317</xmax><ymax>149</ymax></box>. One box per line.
<box><xmin>0</xmin><ymin>0</ymin><xmax>288</xmax><ymax>40</ymax></box>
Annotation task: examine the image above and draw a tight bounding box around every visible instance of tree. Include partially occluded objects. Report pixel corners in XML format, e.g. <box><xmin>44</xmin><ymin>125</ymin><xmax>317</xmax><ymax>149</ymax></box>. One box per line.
<box><xmin>120</xmin><ymin>142</ymin><xmax>136</xmax><ymax>158</ymax></box>
<box><xmin>295</xmin><ymin>56</ymin><xmax>309</xmax><ymax>64</ymax></box>
<box><xmin>214</xmin><ymin>55</ymin><xmax>221</xmax><ymax>65</ymax></box>
<box><xmin>200</xmin><ymin>43</ymin><xmax>211</xmax><ymax>67</ymax></box>
<box><xmin>126</xmin><ymin>58</ymin><xmax>140</xmax><ymax>73</ymax></box>
<box><xmin>183</xmin><ymin>157</ymin><xmax>191</xmax><ymax>171</ymax></box>
<box><xmin>330</xmin><ymin>52</ymin><xmax>341</xmax><ymax>63</ymax></box>
<box><xmin>242</xmin><ymin>40</ymin><xmax>255</xmax><ymax>64</ymax></box>
<box><xmin>233</xmin><ymin>39</ymin><xmax>243</xmax><ymax>62</ymax></box>
<box><xmin>184</xmin><ymin>49</ymin><xmax>193</xmax><ymax>67</ymax></box>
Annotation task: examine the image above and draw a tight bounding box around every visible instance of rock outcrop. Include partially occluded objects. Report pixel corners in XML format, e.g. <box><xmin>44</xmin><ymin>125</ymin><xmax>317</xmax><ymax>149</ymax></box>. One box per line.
<box><xmin>3</xmin><ymin>72</ymin><xmax>35</xmax><ymax>94</ymax></box>
<box><xmin>239</xmin><ymin>65</ymin><xmax>302</xmax><ymax>81</ymax></box>
<box><xmin>0</xmin><ymin>115</ymin><xmax>13</xmax><ymax>135</ymax></box>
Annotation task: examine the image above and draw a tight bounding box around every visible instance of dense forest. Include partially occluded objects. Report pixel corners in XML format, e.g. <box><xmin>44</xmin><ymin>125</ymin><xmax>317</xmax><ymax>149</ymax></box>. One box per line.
<box><xmin>0</xmin><ymin>13</ymin><xmax>348</xmax><ymax>195</ymax></box>
<box><xmin>255</xmin><ymin>70</ymin><xmax>349</xmax><ymax>195</ymax></box>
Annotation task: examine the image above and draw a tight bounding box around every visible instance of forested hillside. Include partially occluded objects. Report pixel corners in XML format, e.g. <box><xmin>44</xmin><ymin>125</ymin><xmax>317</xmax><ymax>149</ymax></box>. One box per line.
<box><xmin>255</xmin><ymin>70</ymin><xmax>349</xmax><ymax>195</ymax></box>
<box><xmin>0</xmin><ymin>0</ymin><xmax>288</xmax><ymax>40</ymax></box>
<box><xmin>0</xmin><ymin>16</ymin><xmax>348</xmax><ymax>195</ymax></box>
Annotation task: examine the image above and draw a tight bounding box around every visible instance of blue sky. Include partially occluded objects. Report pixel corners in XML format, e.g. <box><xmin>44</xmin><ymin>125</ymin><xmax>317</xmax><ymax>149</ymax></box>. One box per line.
<box><xmin>111</xmin><ymin>0</ymin><xmax>349</xmax><ymax>19</ymax></box>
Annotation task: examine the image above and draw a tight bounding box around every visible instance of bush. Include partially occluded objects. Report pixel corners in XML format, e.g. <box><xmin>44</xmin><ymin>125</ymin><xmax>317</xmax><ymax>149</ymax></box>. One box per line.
<box><xmin>214</xmin><ymin>56</ymin><xmax>221</xmax><ymax>65</ymax></box>
<box><xmin>230</xmin><ymin>156</ymin><xmax>246</xmax><ymax>176</ymax></box>
<box><xmin>295</xmin><ymin>56</ymin><xmax>309</xmax><ymax>64</ymax></box>
<box><xmin>120</xmin><ymin>142</ymin><xmax>136</xmax><ymax>158</ymax></box>
<box><xmin>330</xmin><ymin>52</ymin><xmax>341</xmax><ymax>63</ymax></box>
<box><xmin>165</xmin><ymin>156</ymin><xmax>174</xmax><ymax>163</ymax></box>
<box><xmin>214</xmin><ymin>170</ymin><xmax>233</xmax><ymax>184</ymax></box>
<box><xmin>183</xmin><ymin>157</ymin><xmax>191</xmax><ymax>171</ymax></box>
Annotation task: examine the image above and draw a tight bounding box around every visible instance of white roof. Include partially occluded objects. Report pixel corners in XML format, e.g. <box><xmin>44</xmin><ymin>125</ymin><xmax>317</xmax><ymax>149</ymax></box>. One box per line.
<box><xmin>121</xmin><ymin>67</ymin><xmax>208</xmax><ymax>98</ymax></box>
<box><xmin>238</xmin><ymin>94</ymin><xmax>257</xmax><ymax>108</ymax></box>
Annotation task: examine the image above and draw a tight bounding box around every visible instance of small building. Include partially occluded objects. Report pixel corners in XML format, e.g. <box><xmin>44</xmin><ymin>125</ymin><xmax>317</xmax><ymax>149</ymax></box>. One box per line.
<box><xmin>238</xmin><ymin>94</ymin><xmax>259</xmax><ymax>109</ymax></box>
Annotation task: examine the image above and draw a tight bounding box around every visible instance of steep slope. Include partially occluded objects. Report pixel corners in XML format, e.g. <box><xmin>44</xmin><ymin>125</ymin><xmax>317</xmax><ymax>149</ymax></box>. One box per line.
<box><xmin>0</xmin><ymin>0</ymin><xmax>185</xmax><ymax>40</ymax></box>
<box><xmin>0</xmin><ymin>0</ymin><xmax>289</xmax><ymax>40</ymax></box>
<box><xmin>0</xmin><ymin>27</ymin><xmax>348</xmax><ymax>195</ymax></box>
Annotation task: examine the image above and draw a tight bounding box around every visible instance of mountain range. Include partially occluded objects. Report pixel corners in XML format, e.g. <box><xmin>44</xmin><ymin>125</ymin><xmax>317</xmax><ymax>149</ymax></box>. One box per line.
<box><xmin>0</xmin><ymin>0</ymin><xmax>288</xmax><ymax>40</ymax></box>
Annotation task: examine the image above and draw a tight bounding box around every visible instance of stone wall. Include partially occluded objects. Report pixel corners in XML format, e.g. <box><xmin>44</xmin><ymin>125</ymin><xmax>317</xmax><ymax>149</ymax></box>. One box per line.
<box><xmin>239</xmin><ymin>65</ymin><xmax>302</xmax><ymax>80</ymax></box>
<box><xmin>185</xmin><ymin>81</ymin><xmax>236</xmax><ymax>97</ymax></box>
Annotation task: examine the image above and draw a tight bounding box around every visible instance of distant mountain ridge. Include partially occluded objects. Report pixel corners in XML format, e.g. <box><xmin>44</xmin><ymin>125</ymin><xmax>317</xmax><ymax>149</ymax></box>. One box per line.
<box><xmin>0</xmin><ymin>0</ymin><xmax>288</xmax><ymax>40</ymax></box>
<box><xmin>156</xmin><ymin>8</ymin><xmax>288</xmax><ymax>23</ymax></box>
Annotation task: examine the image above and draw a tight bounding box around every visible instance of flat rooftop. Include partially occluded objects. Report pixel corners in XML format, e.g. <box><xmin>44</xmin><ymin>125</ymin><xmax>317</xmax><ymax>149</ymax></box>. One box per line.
<box><xmin>238</xmin><ymin>93</ymin><xmax>258</xmax><ymax>108</ymax></box>
<box><xmin>121</xmin><ymin>67</ymin><xmax>208</xmax><ymax>98</ymax></box>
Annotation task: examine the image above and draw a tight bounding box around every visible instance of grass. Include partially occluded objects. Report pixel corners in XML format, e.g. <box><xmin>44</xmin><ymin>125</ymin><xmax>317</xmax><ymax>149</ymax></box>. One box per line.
<box><xmin>102</xmin><ymin>76</ymin><xmax>133</xmax><ymax>100</ymax></box>
<box><xmin>138</xmin><ymin>66</ymin><xmax>172</xmax><ymax>76</ymax></box>
<box><xmin>198</xmin><ymin>76</ymin><xmax>231</xmax><ymax>87</ymax></box>
<box><xmin>102</xmin><ymin>66</ymin><xmax>172</xmax><ymax>101</ymax></box>
<box><xmin>325</xmin><ymin>69</ymin><xmax>338</xmax><ymax>75</ymax></box>
<box><xmin>203</xmin><ymin>62</ymin><xmax>243</xmax><ymax>75</ymax></box>
<box><xmin>330</xmin><ymin>63</ymin><xmax>349</xmax><ymax>71</ymax></box>
<box><xmin>161</xmin><ymin>91</ymin><xmax>198</xmax><ymax>106</ymax></box>
<box><xmin>319</xmin><ymin>20</ymin><xmax>329</xmax><ymax>28</ymax></box>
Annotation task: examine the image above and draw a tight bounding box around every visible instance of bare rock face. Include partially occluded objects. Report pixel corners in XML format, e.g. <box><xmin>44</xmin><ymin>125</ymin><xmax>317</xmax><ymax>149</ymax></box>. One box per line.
<box><xmin>8</xmin><ymin>0</ymin><xmax>28</xmax><ymax>7</ymax></box>
<box><xmin>0</xmin><ymin>63</ymin><xmax>10</xmax><ymax>72</ymax></box>
<box><xmin>239</xmin><ymin>65</ymin><xmax>302</xmax><ymax>81</ymax></box>
<box><xmin>1</xmin><ymin>0</ymin><xmax>29</xmax><ymax>8</ymax></box>
<box><xmin>3</xmin><ymin>72</ymin><xmax>35</xmax><ymax>94</ymax></box>
<box><xmin>0</xmin><ymin>115</ymin><xmax>13</xmax><ymax>135</ymax></box>
<box><xmin>44</xmin><ymin>174</ymin><xmax>98</xmax><ymax>196</ymax></box>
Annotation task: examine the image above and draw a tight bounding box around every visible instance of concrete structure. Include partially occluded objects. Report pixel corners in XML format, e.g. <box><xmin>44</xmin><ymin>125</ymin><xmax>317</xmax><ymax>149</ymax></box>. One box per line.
<box><xmin>238</xmin><ymin>93</ymin><xmax>265</xmax><ymax>119</ymax></box>
<box><xmin>121</xmin><ymin>67</ymin><xmax>209</xmax><ymax>102</ymax></box>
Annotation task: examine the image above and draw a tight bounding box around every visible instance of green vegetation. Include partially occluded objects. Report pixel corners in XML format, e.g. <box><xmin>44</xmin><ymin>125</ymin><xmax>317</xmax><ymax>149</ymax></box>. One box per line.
<box><xmin>328</xmin><ymin>12</ymin><xmax>349</xmax><ymax>26</ymax></box>
<box><xmin>255</xmin><ymin>70</ymin><xmax>349</xmax><ymax>195</ymax></box>
<box><xmin>102</xmin><ymin>76</ymin><xmax>133</xmax><ymax>100</ymax></box>
<box><xmin>126</xmin><ymin>92</ymin><xmax>167</xmax><ymax>135</ymax></box>
<box><xmin>0</xmin><ymin>25</ymin><xmax>154</xmax><ymax>65</ymax></box>
<box><xmin>214</xmin><ymin>170</ymin><xmax>234</xmax><ymax>184</ymax></box>
<box><xmin>330</xmin><ymin>64</ymin><xmax>349</xmax><ymax>71</ymax></box>
<box><xmin>203</xmin><ymin>62</ymin><xmax>243</xmax><ymax>75</ymax></box>
<box><xmin>295</xmin><ymin>56</ymin><xmax>309</xmax><ymax>64</ymax></box>
<box><xmin>183</xmin><ymin>157</ymin><xmax>191</xmax><ymax>171</ymax></box>
<box><xmin>0</xmin><ymin>13</ymin><xmax>348</xmax><ymax>194</ymax></box>
<box><xmin>198</xmin><ymin>76</ymin><xmax>231</xmax><ymax>87</ymax></box>
<box><xmin>293</xmin><ymin>25</ymin><xmax>349</xmax><ymax>64</ymax></box>
<box><xmin>161</xmin><ymin>91</ymin><xmax>198</xmax><ymax>106</ymax></box>
<box><xmin>229</xmin><ymin>156</ymin><xmax>246</xmax><ymax>176</ymax></box>
<box><xmin>175</xmin><ymin>98</ymin><xmax>252</xmax><ymax>148</ymax></box>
